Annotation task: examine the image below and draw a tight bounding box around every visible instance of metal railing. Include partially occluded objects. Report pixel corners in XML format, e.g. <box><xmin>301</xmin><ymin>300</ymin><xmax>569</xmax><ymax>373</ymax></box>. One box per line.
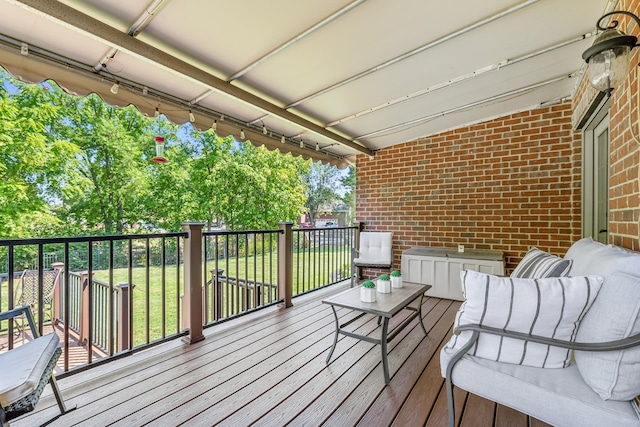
<box><xmin>0</xmin><ymin>223</ymin><xmax>358</xmax><ymax>375</ymax></box>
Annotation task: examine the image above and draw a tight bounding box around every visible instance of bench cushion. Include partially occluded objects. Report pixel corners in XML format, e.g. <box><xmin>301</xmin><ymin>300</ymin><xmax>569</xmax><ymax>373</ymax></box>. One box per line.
<box><xmin>0</xmin><ymin>333</ymin><xmax>60</xmax><ymax>408</ymax></box>
<box><xmin>440</xmin><ymin>351</ymin><xmax>640</xmax><ymax>427</ymax></box>
<box><xmin>565</xmin><ymin>238</ymin><xmax>640</xmax><ymax>401</ymax></box>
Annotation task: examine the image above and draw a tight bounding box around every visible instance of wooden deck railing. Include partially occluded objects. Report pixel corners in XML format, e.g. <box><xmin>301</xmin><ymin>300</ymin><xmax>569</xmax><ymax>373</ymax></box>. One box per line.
<box><xmin>0</xmin><ymin>222</ymin><xmax>358</xmax><ymax>375</ymax></box>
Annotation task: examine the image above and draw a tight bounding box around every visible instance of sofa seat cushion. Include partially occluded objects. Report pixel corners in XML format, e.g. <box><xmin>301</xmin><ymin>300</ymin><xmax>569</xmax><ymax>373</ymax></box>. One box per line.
<box><xmin>440</xmin><ymin>349</ymin><xmax>640</xmax><ymax>427</ymax></box>
<box><xmin>0</xmin><ymin>333</ymin><xmax>60</xmax><ymax>408</ymax></box>
<box><xmin>444</xmin><ymin>270</ymin><xmax>603</xmax><ymax>368</ymax></box>
<box><xmin>511</xmin><ymin>247</ymin><xmax>572</xmax><ymax>278</ymax></box>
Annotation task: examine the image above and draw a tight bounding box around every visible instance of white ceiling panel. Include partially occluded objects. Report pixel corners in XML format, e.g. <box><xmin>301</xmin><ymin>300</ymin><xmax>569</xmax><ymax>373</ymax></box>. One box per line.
<box><xmin>0</xmin><ymin>0</ymin><xmax>616</xmax><ymax>164</ymax></box>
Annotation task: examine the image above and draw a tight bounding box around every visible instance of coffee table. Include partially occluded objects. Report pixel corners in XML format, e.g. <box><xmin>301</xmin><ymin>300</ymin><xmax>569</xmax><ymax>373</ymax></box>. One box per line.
<box><xmin>322</xmin><ymin>282</ymin><xmax>432</xmax><ymax>384</ymax></box>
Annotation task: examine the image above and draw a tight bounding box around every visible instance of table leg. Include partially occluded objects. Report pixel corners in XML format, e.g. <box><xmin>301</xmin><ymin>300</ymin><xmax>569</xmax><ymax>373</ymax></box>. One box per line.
<box><xmin>326</xmin><ymin>305</ymin><xmax>340</xmax><ymax>364</ymax></box>
<box><xmin>381</xmin><ymin>317</ymin><xmax>390</xmax><ymax>384</ymax></box>
<box><xmin>418</xmin><ymin>292</ymin><xmax>428</xmax><ymax>336</ymax></box>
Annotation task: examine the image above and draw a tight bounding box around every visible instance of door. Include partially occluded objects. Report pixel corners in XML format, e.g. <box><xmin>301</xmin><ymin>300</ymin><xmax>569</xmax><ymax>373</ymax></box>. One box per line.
<box><xmin>583</xmin><ymin>107</ymin><xmax>610</xmax><ymax>244</ymax></box>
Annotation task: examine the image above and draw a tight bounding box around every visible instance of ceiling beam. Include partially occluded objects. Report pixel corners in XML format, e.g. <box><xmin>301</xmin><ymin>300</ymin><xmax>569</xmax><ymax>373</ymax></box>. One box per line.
<box><xmin>11</xmin><ymin>0</ymin><xmax>371</xmax><ymax>156</ymax></box>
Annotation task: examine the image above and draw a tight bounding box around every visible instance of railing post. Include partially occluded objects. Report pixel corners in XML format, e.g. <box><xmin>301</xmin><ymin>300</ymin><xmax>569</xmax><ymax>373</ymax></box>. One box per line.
<box><xmin>51</xmin><ymin>262</ymin><xmax>64</xmax><ymax>324</ymax></box>
<box><xmin>116</xmin><ymin>283</ymin><xmax>134</xmax><ymax>352</ymax></box>
<box><xmin>182</xmin><ymin>222</ymin><xmax>205</xmax><ymax>344</ymax></box>
<box><xmin>278</xmin><ymin>222</ymin><xmax>293</xmax><ymax>308</ymax></box>
<box><xmin>78</xmin><ymin>270</ymin><xmax>93</xmax><ymax>345</ymax></box>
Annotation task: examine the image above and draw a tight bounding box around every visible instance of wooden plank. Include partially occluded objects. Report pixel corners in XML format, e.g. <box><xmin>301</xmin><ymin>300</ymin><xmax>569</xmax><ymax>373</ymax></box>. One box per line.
<box><xmin>494</xmin><ymin>404</ymin><xmax>528</xmax><ymax>427</ymax></box>
<box><xmin>330</xmin><ymin>299</ymin><xmax>455</xmax><ymax>426</ymax></box>
<box><xmin>425</xmin><ymin>384</ymin><xmax>468</xmax><ymax>427</ymax></box>
<box><xmin>460</xmin><ymin>393</ymin><xmax>496</xmax><ymax>427</ymax></box>
<box><xmin>285</xmin><ymin>297</ymin><xmax>443</xmax><ymax>426</ymax></box>
<box><xmin>186</xmin><ymin>306</ymin><xmax>385</xmax><ymax>426</ymax></box>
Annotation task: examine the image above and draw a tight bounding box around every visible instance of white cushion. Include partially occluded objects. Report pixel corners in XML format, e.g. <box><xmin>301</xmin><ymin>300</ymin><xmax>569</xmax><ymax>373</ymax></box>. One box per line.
<box><xmin>354</xmin><ymin>232</ymin><xmax>392</xmax><ymax>266</ymax></box>
<box><xmin>0</xmin><ymin>333</ymin><xmax>59</xmax><ymax>407</ymax></box>
<box><xmin>443</xmin><ymin>270</ymin><xmax>603</xmax><ymax>368</ymax></box>
<box><xmin>511</xmin><ymin>247</ymin><xmax>572</xmax><ymax>278</ymax></box>
<box><xmin>565</xmin><ymin>237</ymin><xmax>640</xmax><ymax>278</ymax></box>
<box><xmin>440</xmin><ymin>351</ymin><xmax>640</xmax><ymax>427</ymax></box>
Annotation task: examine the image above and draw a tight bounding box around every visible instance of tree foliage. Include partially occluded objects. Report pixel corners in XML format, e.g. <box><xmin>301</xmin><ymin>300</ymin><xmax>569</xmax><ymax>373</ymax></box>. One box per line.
<box><xmin>302</xmin><ymin>162</ymin><xmax>343</xmax><ymax>223</ymax></box>
<box><xmin>0</xmin><ymin>70</ymin><xmax>316</xmax><ymax>237</ymax></box>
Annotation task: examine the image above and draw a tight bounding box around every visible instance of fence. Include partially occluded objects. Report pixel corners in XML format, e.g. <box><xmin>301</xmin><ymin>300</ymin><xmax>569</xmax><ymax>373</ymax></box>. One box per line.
<box><xmin>0</xmin><ymin>223</ymin><xmax>358</xmax><ymax>375</ymax></box>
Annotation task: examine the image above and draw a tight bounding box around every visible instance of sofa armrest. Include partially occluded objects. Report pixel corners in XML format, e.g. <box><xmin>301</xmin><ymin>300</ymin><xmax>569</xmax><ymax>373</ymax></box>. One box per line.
<box><xmin>454</xmin><ymin>324</ymin><xmax>640</xmax><ymax>352</ymax></box>
<box><xmin>0</xmin><ymin>306</ymin><xmax>38</xmax><ymax>338</ymax></box>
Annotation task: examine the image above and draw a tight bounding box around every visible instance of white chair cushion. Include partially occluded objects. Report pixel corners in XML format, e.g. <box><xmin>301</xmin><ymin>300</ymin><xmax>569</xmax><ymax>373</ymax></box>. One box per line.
<box><xmin>354</xmin><ymin>232</ymin><xmax>392</xmax><ymax>266</ymax></box>
<box><xmin>440</xmin><ymin>351</ymin><xmax>640</xmax><ymax>427</ymax></box>
<box><xmin>443</xmin><ymin>270</ymin><xmax>603</xmax><ymax>368</ymax></box>
<box><xmin>0</xmin><ymin>333</ymin><xmax>60</xmax><ymax>407</ymax></box>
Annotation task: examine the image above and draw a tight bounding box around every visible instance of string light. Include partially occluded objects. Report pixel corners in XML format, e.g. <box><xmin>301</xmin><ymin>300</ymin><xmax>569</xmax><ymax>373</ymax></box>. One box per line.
<box><xmin>316</xmin><ymin>142</ymin><xmax>320</xmax><ymax>151</ymax></box>
<box><xmin>262</xmin><ymin>124</ymin><xmax>268</xmax><ymax>135</ymax></box>
<box><xmin>154</xmin><ymin>106</ymin><xmax>159</xmax><ymax>118</ymax></box>
<box><xmin>110</xmin><ymin>83</ymin><xmax>119</xmax><ymax>94</ymax></box>
<box><xmin>281</xmin><ymin>135</ymin><xmax>285</xmax><ymax>143</ymax></box>
<box><xmin>299</xmin><ymin>140</ymin><xmax>304</xmax><ymax>148</ymax></box>
<box><xmin>189</xmin><ymin>110</ymin><xmax>195</xmax><ymax>122</ymax></box>
<box><xmin>220</xmin><ymin>114</ymin><xmax>225</xmax><ymax>121</ymax></box>
<box><xmin>211</xmin><ymin>120</ymin><xmax>217</xmax><ymax>131</ymax></box>
<box><xmin>240</xmin><ymin>129</ymin><xmax>245</xmax><ymax>139</ymax></box>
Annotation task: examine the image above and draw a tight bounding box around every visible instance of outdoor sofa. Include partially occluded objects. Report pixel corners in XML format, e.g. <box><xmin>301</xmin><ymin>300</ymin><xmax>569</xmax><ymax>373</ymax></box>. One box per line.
<box><xmin>441</xmin><ymin>237</ymin><xmax>640</xmax><ymax>427</ymax></box>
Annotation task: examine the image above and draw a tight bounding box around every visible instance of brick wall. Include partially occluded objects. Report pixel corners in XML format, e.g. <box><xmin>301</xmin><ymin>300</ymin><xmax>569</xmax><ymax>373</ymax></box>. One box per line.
<box><xmin>355</xmin><ymin>102</ymin><xmax>582</xmax><ymax>274</ymax></box>
<box><xmin>572</xmin><ymin>0</ymin><xmax>640</xmax><ymax>251</ymax></box>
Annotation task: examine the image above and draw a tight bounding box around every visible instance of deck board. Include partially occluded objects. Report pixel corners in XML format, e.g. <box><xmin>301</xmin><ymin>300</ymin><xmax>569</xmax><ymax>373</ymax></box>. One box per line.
<box><xmin>11</xmin><ymin>281</ymin><xmax>551</xmax><ymax>427</ymax></box>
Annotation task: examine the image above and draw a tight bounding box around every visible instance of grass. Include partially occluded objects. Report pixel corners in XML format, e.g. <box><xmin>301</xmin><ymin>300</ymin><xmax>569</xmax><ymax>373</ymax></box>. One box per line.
<box><xmin>1</xmin><ymin>245</ymin><xmax>351</xmax><ymax>351</ymax></box>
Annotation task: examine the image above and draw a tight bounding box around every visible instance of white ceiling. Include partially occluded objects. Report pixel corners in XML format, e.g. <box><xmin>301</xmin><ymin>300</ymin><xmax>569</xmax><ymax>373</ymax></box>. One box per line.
<box><xmin>0</xmin><ymin>0</ymin><xmax>615</xmax><ymax>165</ymax></box>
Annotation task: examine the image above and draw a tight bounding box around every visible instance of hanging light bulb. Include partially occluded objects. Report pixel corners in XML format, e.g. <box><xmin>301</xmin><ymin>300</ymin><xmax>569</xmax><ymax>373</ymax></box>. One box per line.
<box><xmin>262</xmin><ymin>124</ymin><xmax>268</xmax><ymax>135</ymax></box>
<box><xmin>110</xmin><ymin>82</ymin><xmax>119</xmax><ymax>94</ymax></box>
<box><xmin>220</xmin><ymin>114</ymin><xmax>225</xmax><ymax>121</ymax></box>
<box><xmin>281</xmin><ymin>135</ymin><xmax>285</xmax><ymax>143</ymax></box>
<box><xmin>300</xmin><ymin>140</ymin><xmax>304</xmax><ymax>148</ymax></box>
<box><xmin>240</xmin><ymin>129</ymin><xmax>245</xmax><ymax>139</ymax></box>
<box><xmin>211</xmin><ymin>120</ymin><xmax>217</xmax><ymax>131</ymax></box>
<box><xmin>154</xmin><ymin>107</ymin><xmax>159</xmax><ymax>118</ymax></box>
<box><xmin>315</xmin><ymin>142</ymin><xmax>320</xmax><ymax>151</ymax></box>
<box><xmin>189</xmin><ymin>110</ymin><xmax>195</xmax><ymax>122</ymax></box>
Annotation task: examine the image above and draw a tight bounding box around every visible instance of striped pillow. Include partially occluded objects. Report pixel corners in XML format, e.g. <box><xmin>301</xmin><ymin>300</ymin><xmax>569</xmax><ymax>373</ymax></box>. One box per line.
<box><xmin>445</xmin><ymin>270</ymin><xmax>603</xmax><ymax>368</ymax></box>
<box><xmin>511</xmin><ymin>247</ymin><xmax>572</xmax><ymax>278</ymax></box>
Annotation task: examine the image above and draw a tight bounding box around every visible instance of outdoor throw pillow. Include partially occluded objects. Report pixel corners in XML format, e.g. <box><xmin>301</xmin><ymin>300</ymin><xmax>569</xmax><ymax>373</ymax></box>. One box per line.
<box><xmin>511</xmin><ymin>247</ymin><xmax>572</xmax><ymax>278</ymax></box>
<box><xmin>443</xmin><ymin>270</ymin><xmax>603</xmax><ymax>368</ymax></box>
<box><xmin>575</xmin><ymin>272</ymin><xmax>640</xmax><ymax>401</ymax></box>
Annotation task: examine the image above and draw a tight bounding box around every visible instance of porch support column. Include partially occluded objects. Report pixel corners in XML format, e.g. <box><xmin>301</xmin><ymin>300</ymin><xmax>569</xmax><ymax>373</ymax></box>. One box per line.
<box><xmin>51</xmin><ymin>262</ymin><xmax>65</xmax><ymax>324</ymax></box>
<box><xmin>182</xmin><ymin>222</ymin><xmax>205</xmax><ymax>344</ymax></box>
<box><xmin>278</xmin><ymin>222</ymin><xmax>293</xmax><ymax>308</ymax></box>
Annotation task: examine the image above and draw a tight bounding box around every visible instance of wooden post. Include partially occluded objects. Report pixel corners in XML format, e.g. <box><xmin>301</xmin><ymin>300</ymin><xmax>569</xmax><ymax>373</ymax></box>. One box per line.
<box><xmin>116</xmin><ymin>282</ymin><xmax>134</xmax><ymax>352</ymax></box>
<box><xmin>78</xmin><ymin>271</ymin><xmax>93</xmax><ymax>345</ymax></box>
<box><xmin>278</xmin><ymin>222</ymin><xmax>293</xmax><ymax>308</ymax></box>
<box><xmin>182</xmin><ymin>222</ymin><xmax>205</xmax><ymax>344</ymax></box>
<box><xmin>51</xmin><ymin>262</ymin><xmax>64</xmax><ymax>324</ymax></box>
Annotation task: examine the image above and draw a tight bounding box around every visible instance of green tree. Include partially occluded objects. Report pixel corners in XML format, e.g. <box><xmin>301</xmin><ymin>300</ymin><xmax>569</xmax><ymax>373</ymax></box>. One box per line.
<box><xmin>207</xmin><ymin>142</ymin><xmax>308</xmax><ymax>230</ymax></box>
<box><xmin>302</xmin><ymin>162</ymin><xmax>342</xmax><ymax>224</ymax></box>
<box><xmin>340</xmin><ymin>165</ymin><xmax>356</xmax><ymax>223</ymax></box>
<box><xmin>0</xmin><ymin>76</ymin><xmax>79</xmax><ymax>238</ymax></box>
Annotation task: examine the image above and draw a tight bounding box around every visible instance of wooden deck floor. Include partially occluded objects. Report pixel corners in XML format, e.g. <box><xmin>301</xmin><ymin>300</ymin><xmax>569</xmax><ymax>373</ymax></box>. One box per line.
<box><xmin>12</xmin><ymin>282</ymin><xmax>551</xmax><ymax>427</ymax></box>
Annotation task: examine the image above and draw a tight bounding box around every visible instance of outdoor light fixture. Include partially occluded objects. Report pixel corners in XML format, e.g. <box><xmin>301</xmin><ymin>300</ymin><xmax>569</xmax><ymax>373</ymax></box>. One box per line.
<box><xmin>281</xmin><ymin>135</ymin><xmax>285</xmax><ymax>143</ymax></box>
<box><xmin>110</xmin><ymin>82</ymin><xmax>119</xmax><ymax>94</ymax></box>
<box><xmin>316</xmin><ymin>142</ymin><xmax>320</xmax><ymax>151</ymax></box>
<box><xmin>299</xmin><ymin>140</ymin><xmax>304</xmax><ymax>149</ymax></box>
<box><xmin>188</xmin><ymin>110</ymin><xmax>195</xmax><ymax>122</ymax></box>
<box><xmin>262</xmin><ymin>124</ymin><xmax>268</xmax><ymax>135</ymax></box>
<box><xmin>212</xmin><ymin>120</ymin><xmax>217</xmax><ymax>131</ymax></box>
<box><xmin>154</xmin><ymin>106</ymin><xmax>159</xmax><ymax>118</ymax></box>
<box><xmin>582</xmin><ymin>11</ymin><xmax>640</xmax><ymax>92</ymax></box>
<box><xmin>240</xmin><ymin>129</ymin><xmax>245</xmax><ymax>139</ymax></box>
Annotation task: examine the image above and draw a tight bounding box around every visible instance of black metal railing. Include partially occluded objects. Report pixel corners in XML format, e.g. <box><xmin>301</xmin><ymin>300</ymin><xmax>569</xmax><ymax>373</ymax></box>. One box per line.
<box><xmin>0</xmin><ymin>223</ymin><xmax>358</xmax><ymax>374</ymax></box>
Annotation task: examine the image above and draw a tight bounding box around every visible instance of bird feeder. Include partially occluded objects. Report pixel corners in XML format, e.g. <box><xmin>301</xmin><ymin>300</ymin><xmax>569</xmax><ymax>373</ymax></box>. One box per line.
<box><xmin>151</xmin><ymin>136</ymin><xmax>168</xmax><ymax>163</ymax></box>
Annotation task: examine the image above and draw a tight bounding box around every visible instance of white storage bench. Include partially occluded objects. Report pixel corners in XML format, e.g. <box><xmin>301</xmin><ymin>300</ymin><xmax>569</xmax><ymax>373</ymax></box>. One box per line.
<box><xmin>401</xmin><ymin>247</ymin><xmax>505</xmax><ymax>301</ymax></box>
